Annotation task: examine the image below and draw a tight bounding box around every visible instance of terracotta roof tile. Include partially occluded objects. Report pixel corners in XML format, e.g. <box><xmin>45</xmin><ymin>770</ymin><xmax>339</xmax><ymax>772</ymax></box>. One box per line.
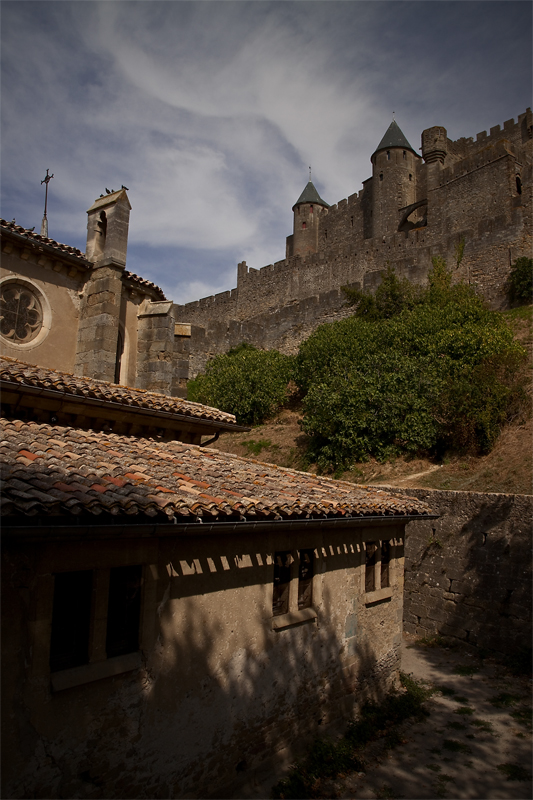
<box><xmin>0</xmin><ymin>218</ymin><xmax>88</xmax><ymax>261</ymax></box>
<box><xmin>0</xmin><ymin>220</ymin><xmax>167</xmax><ymax>299</ymax></box>
<box><xmin>0</xmin><ymin>356</ymin><xmax>238</xmax><ymax>426</ymax></box>
<box><xmin>0</xmin><ymin>417</ymin><xmax>433</xmax><ymax>523</ymax></box>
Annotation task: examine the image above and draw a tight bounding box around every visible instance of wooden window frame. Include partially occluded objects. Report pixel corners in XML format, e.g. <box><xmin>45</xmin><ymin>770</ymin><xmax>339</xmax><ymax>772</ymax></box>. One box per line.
<box><xmin>363</xmin><ymin>539</ymin><xmax>394</xmax><ymax>604</ymax></box>
<box><xmin>271</xmin><ymin>549</ymin><xmax>319</xmax><ymax>630</ymax></box>
<box><xmin>30</xmin><ymin>561</ymin><xmax>158</xmax><ymax>693</ymax></box>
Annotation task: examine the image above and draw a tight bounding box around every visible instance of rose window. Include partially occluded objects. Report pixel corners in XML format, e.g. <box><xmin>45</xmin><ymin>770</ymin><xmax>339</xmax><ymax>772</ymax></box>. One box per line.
<box><xmin>0</xmin><ymin>283</ymin><xmax>43</xmax><ymax>343</ymax></box>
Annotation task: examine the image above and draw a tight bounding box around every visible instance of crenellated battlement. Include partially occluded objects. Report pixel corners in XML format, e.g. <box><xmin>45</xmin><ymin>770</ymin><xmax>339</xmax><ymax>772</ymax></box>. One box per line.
<box><xmin>177</xmin><ymin>109</ymin><xmax>531</xmax><ymax>376</ymax></box>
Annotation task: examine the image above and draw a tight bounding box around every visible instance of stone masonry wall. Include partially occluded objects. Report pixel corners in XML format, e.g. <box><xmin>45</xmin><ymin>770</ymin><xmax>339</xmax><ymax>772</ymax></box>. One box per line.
<box><xmin>176</xmin><ymin>110</ymin><xmax>531</xmax><ymax>379</ymax></box>
<box><xmin>394</xmin><ymin>488</ymin><xmax>532</xmax><ymax>658</ymax></box>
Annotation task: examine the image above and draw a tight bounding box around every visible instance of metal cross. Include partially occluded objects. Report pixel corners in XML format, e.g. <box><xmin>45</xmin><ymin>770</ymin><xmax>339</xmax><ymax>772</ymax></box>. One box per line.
<box><xmin>40</xmin><ymin>169</ymin><xmax>54</xmax><ymax>236</ymax></box>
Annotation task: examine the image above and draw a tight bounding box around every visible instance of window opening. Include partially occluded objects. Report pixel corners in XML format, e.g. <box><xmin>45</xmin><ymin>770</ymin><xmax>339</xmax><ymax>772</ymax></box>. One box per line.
<box><xmin>381</xmin><ymin>541</ymin><xmax>391</xmax><ymax>588</ymax></box>
<box><xmin>98</xmin><ymin>210</ymin><xmax>107</xmax><ymax>239</ymax></box>
<box><xmin>106</xmin><ymin>565</ymin><xmax>142</xmax><ymax>658</ymax></box>
<box><xmin>309</xmin><ymin>205</ymin><xmax>313</xmax><ymax>212</ymax></box>
<box><xmin>272</xmin><ymin>552</ymin><xmax>291</xmax><ymax>616</ymax></box>
<box><xmin>365</xmin><ymin>542</ymin><xmax>377</xmax><ymax>593</ymax></box>
<box><xmin>50</xmin><ymin>570</ymin><xmax>93</xmax><ymax>672</ymax></box>
<box><xmin>403</xmin><ymin>150</ymin><xmax>406</xmax><ymax>159</ymax></box>
<box><xmin>350</xmin><ymin>216</ymin><xmax>354</xmax><ymax>227</ymax></box>
<box><xmin>324</xmin><ymin>229</ymin><xmax>327</xmax><ymax>239</ymax></box>
<box><xmin>114</xmin><ymin>329</ymin><xmax>124</xmax><ymax>384</ymax></box>
<box><xmin>387</xmin><ymin>151</ymin><xmax>391</xmax><ymax>160</ymax></box>
<box><xmin>379</xmin><ymin>173</ymin><xmax>383</xmax><ymax>182</ymax></box>
<box><xmin>0</xmin><ymin>282</ymin><xmax>43</xmax><ymax>344</ymax></box>
<box><xmin>297</xmin><ymin>549</ymin><xmax>314</xmax><ymax>610</ymax></box>
<box><xmin>409</xmin><ymin>173</ymin><xmax>412</xmax><ymax>181</ymax></box>
<box><xmin>516</xmin><ymin>175</ymin><xmax>522</xmax><ymax>195</ymax></box>
<box><xmin>302</xmin><ymin>222</ymin><xmax>306</xmax><ymax>229</ymax></box>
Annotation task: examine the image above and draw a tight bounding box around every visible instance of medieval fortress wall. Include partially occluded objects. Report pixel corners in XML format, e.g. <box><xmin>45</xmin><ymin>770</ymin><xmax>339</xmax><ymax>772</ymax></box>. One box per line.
<box><xmin>176</xmin><ymin>110</ymin><xmax>532</xmax><ymax>378</ymax></box>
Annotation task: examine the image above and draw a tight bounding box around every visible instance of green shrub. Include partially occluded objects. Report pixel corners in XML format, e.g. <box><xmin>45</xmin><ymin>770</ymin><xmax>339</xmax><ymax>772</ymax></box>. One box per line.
<box><xmin>342</xmin><ymin>264</ymin><xmax>421</xmax><ymax>320</ymax></box>
<box><xmin>187</xmin><ymin>343</ymin><xmax>294</xmax><ymax>425</ymax></box>
<box><xmin>296</xmin><ymin>262</ymin><xmax>526</xmax><ymax>470</ymax></box>
<box><xmin>507</xmin><ymin>256</ymin><xmax>533</xmax><ymax>304</ymax></box>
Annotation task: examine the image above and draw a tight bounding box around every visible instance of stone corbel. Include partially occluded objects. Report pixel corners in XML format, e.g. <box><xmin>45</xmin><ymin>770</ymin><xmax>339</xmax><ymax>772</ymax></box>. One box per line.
<box><xmin>138</xmin><ymin>299</ymin><xmax>174</xmax><ymax>318</ymax></box>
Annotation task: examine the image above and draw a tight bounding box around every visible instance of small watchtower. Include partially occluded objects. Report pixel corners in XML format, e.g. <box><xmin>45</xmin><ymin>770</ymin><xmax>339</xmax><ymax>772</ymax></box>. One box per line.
<box><xmin>371</xmin><ymin>120</ymin><xmax>421</xmax><ymax>238</ymax></box>
<box><xmin>86</xmin><ymin>189</ymin><xmax>131</xmax><ymax>266</ymax></box>
<box><xmin>286</xmin><ymin>180</ymin><xmax>329</xmax><ymax>259</ymax></box>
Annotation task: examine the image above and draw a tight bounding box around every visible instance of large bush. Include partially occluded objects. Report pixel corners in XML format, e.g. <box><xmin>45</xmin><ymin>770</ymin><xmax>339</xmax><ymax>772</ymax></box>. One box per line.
<box><xmin>187</xmin><ymin>343</ymin><xmax>294</xmax><ymax>425</ymax></box>
<box><xmin>296</xmin><ymin>263</ymin><xmax>526</xmax><ymax>470</ymax></box>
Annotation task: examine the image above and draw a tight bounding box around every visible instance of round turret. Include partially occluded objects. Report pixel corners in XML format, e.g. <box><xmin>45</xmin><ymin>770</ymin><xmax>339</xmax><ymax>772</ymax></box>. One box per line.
<box><xmin>421</xmin><ymin>126</ymin><xmax>448</xmax><ymax>164</ymax></box>
<box><xmin>371</xmin><ymin>120</ymin><xmax>421</xmax><ymax>238</ymax></box>
<box><xmin>288</xmin><ymin>180</ymin><xmax>329</xmax><ymax>258</ymax></box>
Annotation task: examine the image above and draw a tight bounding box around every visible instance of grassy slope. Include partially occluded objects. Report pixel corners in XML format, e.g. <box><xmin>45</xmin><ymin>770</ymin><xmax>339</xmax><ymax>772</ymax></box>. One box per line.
<box><xmin>213</xmin><ymin>306</ymin><xmax>532</xmax><ymax>495</ymax></box>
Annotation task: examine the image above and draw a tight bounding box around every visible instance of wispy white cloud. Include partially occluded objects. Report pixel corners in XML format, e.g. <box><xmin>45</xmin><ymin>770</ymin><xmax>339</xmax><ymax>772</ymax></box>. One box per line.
<box><xmin>2</xmin><ymin>1</ymin><xmax>531</xmax><ymax>302</ymax></box>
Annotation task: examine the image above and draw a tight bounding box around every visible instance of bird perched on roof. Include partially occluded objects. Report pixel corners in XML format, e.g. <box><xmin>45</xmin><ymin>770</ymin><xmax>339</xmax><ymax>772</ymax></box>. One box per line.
<box><xmin>105</xmin><ymin>188</ymin><xmax>111</xmax><ymax>194</ymax></box>
<box><xmin>121</xmin><ymin>185</ymin><xmax>129</xmax><ymax>191</ymax></box>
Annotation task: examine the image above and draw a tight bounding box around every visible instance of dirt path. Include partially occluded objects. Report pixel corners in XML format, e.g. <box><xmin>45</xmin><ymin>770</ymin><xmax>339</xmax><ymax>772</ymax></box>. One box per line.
<box><xmin>334</xmin><ymin>635</ymin><xmax>532</xmax><ymax>800</ymax></box>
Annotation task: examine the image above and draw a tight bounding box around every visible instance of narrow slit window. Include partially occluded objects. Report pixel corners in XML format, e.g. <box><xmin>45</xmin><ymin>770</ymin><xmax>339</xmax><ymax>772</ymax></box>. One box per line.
<box><xmin>403</xmin><ymin>150</ymin><xmax>406</xmax><ymax>159</ymax></box>
<box><xmin>365</xmin><ymin>542</ymin><xmax>377</xmax><ymax>593</ymax></box>
<box><xmin>302</xmin><ymin>222</ymin><xmax>306</xmax><ymax>229</ymax></box>
<box><xmin>379</xmin><ymin>173</ymin><xmax>383</xmax><ymax>182</ymax></box>
<box><xmin>272</xmin><ymin>552</ymin><xmax>291</xmax><ymax>616</ymax></box>
<box><xmin>516</xmin><ymin>175</ymin><xmax>522</xmax><ymax>195</ymax></box>
<box><xmin>387</xmin><ymin>151</ymin><xmax>391</xmax><ymax>161</ymax></box>
<box><xmin>106</xmin><ymin>565</ymin><xmax>142</xmax><ymax>658</ymax></box>
<box><xmin>297</xmin><ymin>549</ymin><xmax>314</xmax><ymax>610</ymax></box>
<box><xmin>381</xmin><ymin>541</ymin><xmax>391</xmax><ymax>588</ymax></box>
<box><xmin>50</xmin><ymin>570</ymin><xmax>93</xmax><ymax>672</ymax></box>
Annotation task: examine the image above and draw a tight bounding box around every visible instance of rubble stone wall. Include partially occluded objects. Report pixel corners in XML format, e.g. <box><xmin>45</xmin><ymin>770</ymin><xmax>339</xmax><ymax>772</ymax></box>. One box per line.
<box><xmin>396</xmin><ymin>488</ymin><xmax>532</xmax><ymax>657</ymax></box>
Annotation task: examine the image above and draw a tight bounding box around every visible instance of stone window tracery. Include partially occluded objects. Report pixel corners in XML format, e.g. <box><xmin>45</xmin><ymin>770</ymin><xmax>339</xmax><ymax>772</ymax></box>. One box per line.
<box><xmin>0</xmin><ymin>282</ymin><xmax>43</xmax><ymax>344</ymax></box>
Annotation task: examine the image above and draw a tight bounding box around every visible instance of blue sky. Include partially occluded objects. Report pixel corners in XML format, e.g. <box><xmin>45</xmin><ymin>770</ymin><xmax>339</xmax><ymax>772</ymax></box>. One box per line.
<box><xmin>2</xmin><ymin>1</ymin><xmax>531</xmax><ymax>304</ymax></box>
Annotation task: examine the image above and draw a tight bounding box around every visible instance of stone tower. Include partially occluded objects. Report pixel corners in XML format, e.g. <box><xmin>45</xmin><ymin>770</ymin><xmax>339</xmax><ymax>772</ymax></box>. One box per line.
<box><xmin>371</xmin><ymin>120</ymin><xmax>421</xmax><ymax>237</ymax></box>
<box><xmin>86</xmin><ymin>188</ymin><xmax>131</xmax><ymax>266</ymax></box>
<box><xmin>75</xmin><ymin>189</ymin><xmax>132</xmax><ymax>382</ymax></box>
<box><xmin>286</xmin><ymin>180</ymin><xmax>329</xmax><ymax>258</ymax></box>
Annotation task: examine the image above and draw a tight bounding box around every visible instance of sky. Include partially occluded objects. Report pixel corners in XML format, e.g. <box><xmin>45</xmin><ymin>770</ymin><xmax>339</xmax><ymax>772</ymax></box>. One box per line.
<box><xmin>1</xmin><ymin>1</ymin><xmax>531</xmax><ymax>304</ymax></box>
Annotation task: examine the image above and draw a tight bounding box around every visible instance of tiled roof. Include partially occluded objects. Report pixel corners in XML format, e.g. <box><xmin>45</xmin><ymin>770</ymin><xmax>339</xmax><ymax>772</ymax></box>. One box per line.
<box><xmin>0</xmin><ymin>219</ymin><xmax>167</xmax><ymax>299</ymax></box>
<box><xmin>293</xmin><ymin>180</ymin><xmax>329</xmax><ymax>208</ymax></box>
<box><xmin>0</xmin><ymin>418</ymin><xmax>433</xmax><ymax>522</ymax></box>
<box><xmin>373</xmin><ymin>120</ymin><xmax>417</xmax><ymax>157</ymax></box>
<box><xmin>123</xmin><ymin>270</ymin><xmax>166</xmax><ymax>300</ymax></box>
<box><xmin>0</xmin><ymin>357</ymin><xmax>237</xmax><ymax>426</ymax></box>
<box><xmin>0</xmin><ymin>218</ymin><xmax>88</xmax><ymax>262</ymax></box>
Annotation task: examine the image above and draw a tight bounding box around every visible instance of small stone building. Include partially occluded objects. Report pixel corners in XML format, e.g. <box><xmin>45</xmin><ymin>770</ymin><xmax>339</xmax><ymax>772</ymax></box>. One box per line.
<box><xmin>0</xmin><ymin>189</ymin><xmax>191</xmax><ymax>397</ymax></box>
<box><xmin>1</xmin><ymin>360</ymin><xmax>433</xmax><ymax>799</ymax></box>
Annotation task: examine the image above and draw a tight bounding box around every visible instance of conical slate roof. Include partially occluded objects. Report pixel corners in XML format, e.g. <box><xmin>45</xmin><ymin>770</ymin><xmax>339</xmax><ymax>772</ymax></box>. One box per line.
<box><xmin>373</xmin><ymin>120</ymin><xmax>417</xmax><ymax>157</ymax></box>
<box><xmin>293</xmin><ymin>180</ymin><xmax>329</xmax><ymax>209</ymax></box>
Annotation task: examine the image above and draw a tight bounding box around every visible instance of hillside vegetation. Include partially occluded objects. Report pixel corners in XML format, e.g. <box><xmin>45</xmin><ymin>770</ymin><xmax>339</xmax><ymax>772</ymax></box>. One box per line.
<box><xmin>190</xmin><ymin>261</ymin><xmax>532</xmax><ymax>494</ymax></box>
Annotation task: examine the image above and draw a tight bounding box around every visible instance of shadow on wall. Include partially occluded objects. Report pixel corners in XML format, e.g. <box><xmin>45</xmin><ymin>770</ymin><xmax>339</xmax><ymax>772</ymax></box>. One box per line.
<box><xmin>5</xmin><ymin>531</ymin><xmax>394</xmax><ymax>800</ymax></box>
<box><xmin>403</xmin><ymin>491</ymin><xmax>532</xmax><ymax>658</ymax></box>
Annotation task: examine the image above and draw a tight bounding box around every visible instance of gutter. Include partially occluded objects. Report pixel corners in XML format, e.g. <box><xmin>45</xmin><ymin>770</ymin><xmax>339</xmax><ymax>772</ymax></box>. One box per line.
<box><xmin>3</xmin><ymin>514</ymin><xmax>439</xmax><ymax>541</ymax></box>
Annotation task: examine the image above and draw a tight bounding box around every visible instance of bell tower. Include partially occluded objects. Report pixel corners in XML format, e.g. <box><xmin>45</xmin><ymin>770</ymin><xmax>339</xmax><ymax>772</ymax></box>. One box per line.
<box><xmin>286</xmin><ymin>179</ymin><xmax>329</xmax><ymax>259</ymax></box>
<box><xmin>86</xmin><ymin>188</ymin><xmax>131</xmax><ymax>266</ymax></box>
<box><xmin>371</xmin><ymin>120</ymin><xmax>421</xmax><ymax>238</ymax></box>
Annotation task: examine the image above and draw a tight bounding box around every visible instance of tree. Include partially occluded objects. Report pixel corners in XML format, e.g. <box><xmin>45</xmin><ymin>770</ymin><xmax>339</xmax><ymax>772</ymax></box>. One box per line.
<box><xmin>296</xmin><ymin>262</ymin><xmax>526</xmax><ymax>470</ymax></box>
<box><xmin>187</xmin><ymin>343</ymin><xmax>295</xmax><ymax>426</ymax></box>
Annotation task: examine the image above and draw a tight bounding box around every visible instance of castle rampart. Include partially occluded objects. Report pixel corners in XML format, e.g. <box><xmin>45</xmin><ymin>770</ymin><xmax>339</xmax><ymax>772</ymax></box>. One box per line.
<box><xmin>176</xmin><ymin>110</ymin><xmax>531</xmax><ymax>378</ymax></box>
